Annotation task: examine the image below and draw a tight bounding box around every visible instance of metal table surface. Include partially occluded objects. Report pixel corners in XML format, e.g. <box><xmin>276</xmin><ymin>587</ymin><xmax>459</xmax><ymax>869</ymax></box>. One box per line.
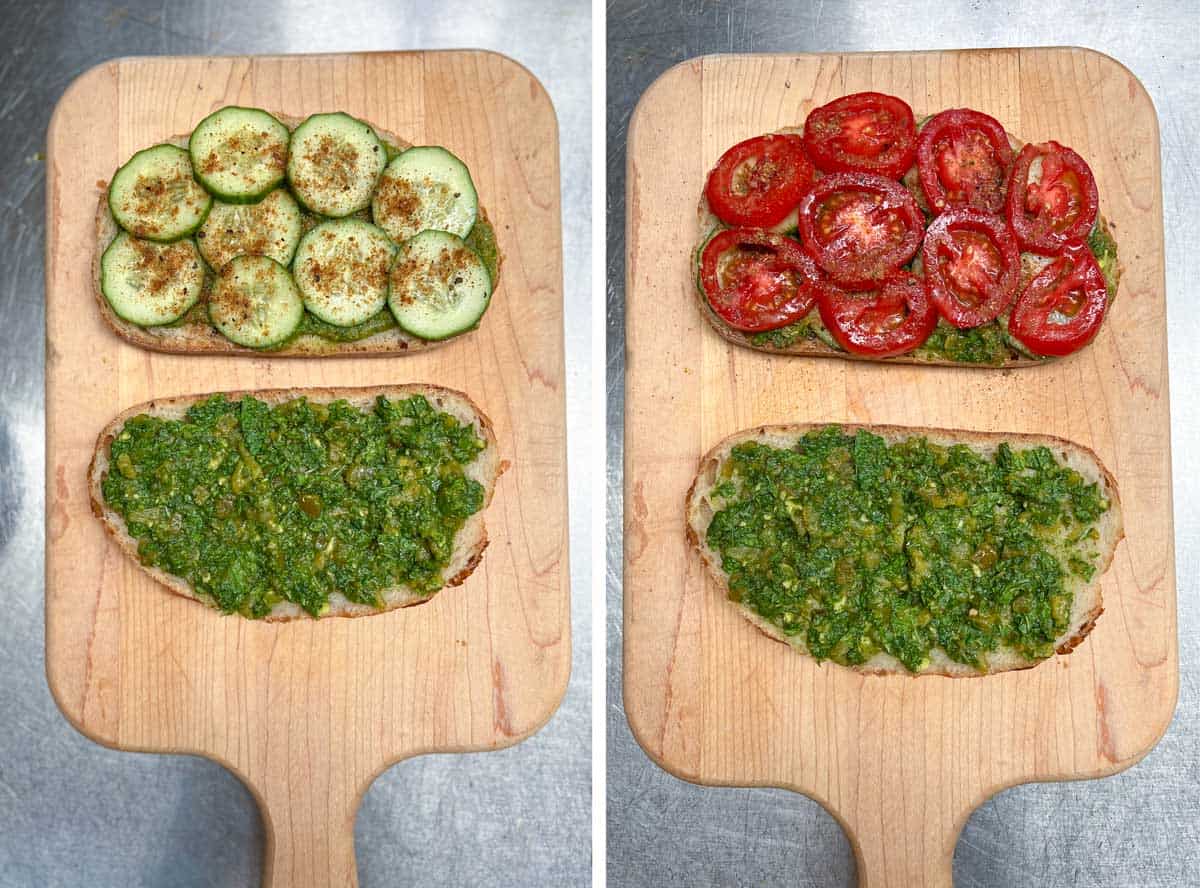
<box><xmin>607</xmin><ymin>2</ymin><xmax>1199</xmax><ymax>886</ymax></box>
<box><xmin>0</xmin><ymin>2</ymin><xmax>591</xmax><ymax>886</ymax></box>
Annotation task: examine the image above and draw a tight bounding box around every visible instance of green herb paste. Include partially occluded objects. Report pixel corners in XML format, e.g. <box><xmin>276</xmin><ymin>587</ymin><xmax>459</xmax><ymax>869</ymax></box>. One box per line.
<box><xmin>102</xmin><ymin>394</ymin><xmax>486</xmax><ymax>618</ymax></box>
<box><xmin>915</xmin><ymin>320</ymin><xmax>1011</xmax><ymax>365</ymax></box>
<box><xmin>296</xmin><ymin>309</ymin><xmax>399</xmax><ymax>343</ymax></box>
<box><xmin>751</xmin><ymin>319</ymin><xmax>814</xmax><ymax>349</ymax></box>
<box><xmin>705</xmin><ymin>427</ymin><xmax>1108</xmax><ymax>672</ymax></box>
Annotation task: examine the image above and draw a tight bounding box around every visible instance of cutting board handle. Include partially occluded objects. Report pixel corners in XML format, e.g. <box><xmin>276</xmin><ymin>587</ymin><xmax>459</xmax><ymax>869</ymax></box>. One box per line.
<box><xmin>842</xmin><ymin>806</ymin><xmax>956</xmax><ymax>888</ymax></box>
<box><xmin>258</xmin><ymin>767</ymin><xmax>362</xmax><ymax>888</ymax></box>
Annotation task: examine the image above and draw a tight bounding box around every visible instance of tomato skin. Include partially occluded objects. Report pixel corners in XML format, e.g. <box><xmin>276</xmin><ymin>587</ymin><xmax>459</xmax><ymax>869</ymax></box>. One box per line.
<box><xmin>916</xmin><ymin>108</ymin><xmax>1014</xmax><ymax>214</ymax></box>
<box><xmin>704</xmin><ymin>134</ymin><xmax>814</xmax><ymax>227</ymax></box>
<box><xmin>921</xmin><ymin>208</ymin><xmax>1021</xmax><ymax>329</ymax></box>
<box><xmin>816</xmin><ymin>272</ymin><xmax>936</xmax><ymax>357</ymax></box>
<box><xmin>797</xmin><ymin>172</ymin><xmax>924</xmax><ymax>290</ymax></box>
<box><xmin>1005</xmin><ymin>141</ymin><xmax>1099</xmax><ymax>255</ymax></box>
<box><xmin>1008</xmin><ymin>242</ymin><xmax>1108</xmax><ymax>357</ymax></box>
<box><xmin>699</xmin><ymin>228</ymin><xmax>820</xmax><ymax>332</ymax></box>
<box><xmin>803</xmin><ymin>92</ymin><xmax>918</xmax><ymax>179</ymax></box>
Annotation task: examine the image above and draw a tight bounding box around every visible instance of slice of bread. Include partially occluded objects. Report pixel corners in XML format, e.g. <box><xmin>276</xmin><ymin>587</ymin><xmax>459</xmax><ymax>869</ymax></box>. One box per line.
<box><xmin>695</xmin><ymin>125</ymin><xmax>1121</xmax><ymax>366</ymax></box>
<box><xmin>94</xmin><ymin>112</ymin><xmax>501</xmax><ymax>356</ymax></box>
<box><xmin>685</xmin><ymin>423</ymin><xmax>1124</xmax><ymax>676</ymax></box>
<box><xmin>88</xmin><ymin>384</ymin><xmax>502</xmax><ymax>621</ymax></box>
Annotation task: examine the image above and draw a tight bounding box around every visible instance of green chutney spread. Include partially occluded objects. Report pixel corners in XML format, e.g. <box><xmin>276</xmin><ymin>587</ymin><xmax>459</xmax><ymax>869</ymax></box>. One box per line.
<box><xmin>101</xmin><ymin>393</ymin><xmax>486</xmax><ymax>618</ymax></box>
<box><xmin>705</xmin><ymin>427</ymin><xmax>1109</xmax><ymax>672</ymax></box>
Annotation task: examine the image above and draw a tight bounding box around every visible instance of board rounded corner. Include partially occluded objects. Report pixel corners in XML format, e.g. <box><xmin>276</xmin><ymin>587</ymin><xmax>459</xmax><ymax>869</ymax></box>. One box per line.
<box><xmin>466</xmin><ymin>49</ymin><xmax>559</xmax><ymax>127</ymax></box>
<box><xmin>627</xmin><ymin>55</ymin><xmax>707</xmax><ymax>140</ymax></box>
<box><xmin>1064</xmin><ymin>45</ymin><xmax>1159</xmax><ymax>120</ymax></box>
<box><xmin>44</xmin><ymin>652</ymin><xmax>120</xmax><ymax>751</ymax></box>
<box><xmin>620</xmin><ymin>678</ymin><xmax>704</xmax><ymax>786</ymax></box>
<box><xmin>47</xmin><ymin>59</ymin><xmax>120</xmax><ymax>147</ymax></box>
<box><xmin>510</xmin><ymin>649</ymin><xmax>574</xmax><ymax>748</ymax></box>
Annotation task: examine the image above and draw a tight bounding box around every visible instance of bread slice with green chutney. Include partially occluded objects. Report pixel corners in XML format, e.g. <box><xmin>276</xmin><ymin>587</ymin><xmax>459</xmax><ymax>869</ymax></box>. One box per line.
<box><xmin>88</xmin><ymin>384</ymin><xmax>502</xmax><ymax>621</ymax></box>
<box><xmin>685</xmin><ymin>424</ymin><xmax>1123</xmax><ymax>676</ymax></box>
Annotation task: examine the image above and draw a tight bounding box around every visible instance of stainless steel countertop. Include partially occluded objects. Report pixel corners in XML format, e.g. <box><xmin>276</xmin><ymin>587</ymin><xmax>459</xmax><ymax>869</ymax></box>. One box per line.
<box><xmin>607</xmin><ymin>2</ymin><xmax>1199</xmax><ymax>885</ymax></box>
<box><xmin>0</xmin><ymin>2</ymin><xmax>591</xmax><ymax>885</ymax></box>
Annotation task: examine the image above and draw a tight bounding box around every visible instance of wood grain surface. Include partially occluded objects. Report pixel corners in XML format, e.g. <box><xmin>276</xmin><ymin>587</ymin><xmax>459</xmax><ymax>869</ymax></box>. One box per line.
<box><xmin>46</xmin><ymin>52</ymin><xmax>569</xmax><ymax>888</ymax></box>
<box><xmin>623</xmin><ymin>48</ymin><xmax>1174</xmax><ymax>888</ymax></box>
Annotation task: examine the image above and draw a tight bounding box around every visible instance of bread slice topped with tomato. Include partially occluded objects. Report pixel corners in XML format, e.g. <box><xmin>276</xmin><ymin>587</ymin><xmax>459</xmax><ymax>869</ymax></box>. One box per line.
<box><xmin>695</xmin><ymin>92</ymin><xmax>1120</xmax><ymax>365</ymax></box>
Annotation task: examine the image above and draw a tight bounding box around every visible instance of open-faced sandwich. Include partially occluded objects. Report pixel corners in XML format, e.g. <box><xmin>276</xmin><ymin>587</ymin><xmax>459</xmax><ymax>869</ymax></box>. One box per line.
<box><xmin>696</xmin><ymin>93</ymin><xmax>1120</xmax><ymax>365</ymax></box>
<box><xmin>97</xmin><ymin>106</ymin><xmax>500</xmax><ymax>355</ymax></box>
<box><xmin>89</xmin><ymin>385</ymin><xmax>501</xmax><ymax>620</ymax></box>
<box><xmin>686</xmin><ymin>425</ymin><xmax>1122</xmax><ymax>675</ymax></box>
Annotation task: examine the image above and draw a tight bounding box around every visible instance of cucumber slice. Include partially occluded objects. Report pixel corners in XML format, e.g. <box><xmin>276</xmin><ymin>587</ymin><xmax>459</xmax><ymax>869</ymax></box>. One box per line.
<box><xmin>387</xmin><ymin>230</ymin><xmax>492</xmax><ymax>340</ymax></box>
<box><xmin>286</xmin><ymin>112</ymin><xmax>386</xmax><ymax>217</ymax></box>
<box><xmin>100</xmin><ymin>232</ymin><xmax>205</xmax><ymax>325</ymax></box>
<box><xmin>292</xmin><ymin>219</ymin><xmax>396</xmax><ymax>327</ymax></box>
<box><xmin>371</xmin><ymin>146</ymin><xmax>478</xmax><ymax>243</ymax></box>
<box><xmin>188</xmin><ymin>106</ymin><xmax>290</xmax><ymax>202</ymax></box>
<box><xmin>208</xmin><ymin>255</ymin><xmax>304</xmax><ymax>348</ymax></box>
<box><xmin>108</xmin><ymin>144</ymin><xmax>212</xmax><ymax>242</ymax></box>
<box><xmin>197</xmin><ymin>189</ymin><xmax>303</xmax><ymax>271</ymax></box>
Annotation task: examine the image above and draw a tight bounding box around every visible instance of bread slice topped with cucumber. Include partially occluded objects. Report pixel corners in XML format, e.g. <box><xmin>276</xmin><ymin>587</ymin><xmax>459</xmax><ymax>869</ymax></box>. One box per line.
<box><xmin>95</xmin><ymin>106</ymin><xmax>501</xmax><ymax>355</ymax></box>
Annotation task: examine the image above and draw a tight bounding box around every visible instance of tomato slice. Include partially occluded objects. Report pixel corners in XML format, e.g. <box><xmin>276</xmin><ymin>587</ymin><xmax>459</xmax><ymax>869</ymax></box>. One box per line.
<box><xmin>699</xmin><ymin>228</ymin><xmax>820</xmax><ymax>332</ymax></box>
<box><xmin>796</xmin><ymin>172</ymin><xmax>924</xmax><ymax>290</ymax></box>
<box><xmin>916</xmin><ymin>109</ymin><xmax>1014</xmax><ymax>214</ymax></box>
<box><xmin>704</xmin><ymin>134</ymin><xmax>814</xmax><ymax>227</ymax></box>
<box><xmin>1005</xmin><ymin>141</ymin><xmax>1099</xmax><ymax>255</ymax></box>
<box><xmin>1008</xmin><ymin>242</ymin><xmax>1108</xmax><ymax>357</ymax></box>
<box><xmin>921</xmin><ymin>208</ymin><xmax>1020</xmax><ymax>328</ymax></box>
<box><xmin>816</xmin><ymin>272</ymin><xmax>936</xmax><ymax>357</ymax></box>
<box><xmin>803</xmin><ymin>92</ymin><xmax>917</xmax><ymax>179</ymax></box>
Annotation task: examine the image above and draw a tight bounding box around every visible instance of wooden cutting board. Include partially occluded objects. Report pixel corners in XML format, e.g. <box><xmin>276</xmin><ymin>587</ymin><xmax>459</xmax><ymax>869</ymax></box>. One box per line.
<box><xmin>624</xmin><ymin>48</ymin><xmax>1174</xmax><ymax>887</ymax></box>
<box><xmin>46</xmin><ymin>52</ymin><xmax>569</xmax><ymax>887</ymax></box>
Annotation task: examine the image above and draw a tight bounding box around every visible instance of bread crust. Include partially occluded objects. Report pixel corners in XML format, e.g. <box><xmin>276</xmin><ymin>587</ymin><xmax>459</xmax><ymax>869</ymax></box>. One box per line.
<box><xmin>88</xmin><ymin>384</ymin><xmax>503</xmax><ymax>621</ymax></box>
<box><xmin>685</xmin><ymin>423</ymin><xmax>1124</xmax><ymax>676</ymax></box>
<box><xmin>694</xmin><ymin>125</ymin><xmax>1121</xmax><ymax>367</ymax></box>
<box><xmin>94</xmin><ymin>112</ymin><xmax>501</xmax><ymax>357</ymax></box>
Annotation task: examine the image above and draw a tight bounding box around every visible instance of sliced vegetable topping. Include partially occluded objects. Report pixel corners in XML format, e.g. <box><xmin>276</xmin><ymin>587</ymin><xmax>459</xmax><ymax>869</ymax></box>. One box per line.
<box><xmin>704</xmin><ymin>134</ymin><xmax>814</xmax><ymax>227</ymax></box>
<box><xmin>100</xmin><ymin>232</ymin><xmax>205</xmax><ymax>325</ymax></box>
<box><xmin>188</xmin><ymin>106</ymin><xmax>290</xmax><ymax>202</ymax></box>
<box><xmin>1008</xmin><ymin>242</ymin><xmax>1108</xmax><ymax>357</ymax></box>
<box><xmin>197</xmin><ymin>188</ymin><xmax>303</xmax><ymax>270</ymax></box>
<box><xmin>803</xmin><ymin>92</ymin><xmax>917</xmax><ymax>179</ymax></box>
<box><xmin>699</xmin><ymin>228</ymin><xmax>819</xmax><ymax>332</ymax></box>
<box><xmin>208</xmin><ymin>255</ymin><xmax>304</xmax><ymax>348</ymax></box>
<box><xmin>815</xmin><ymin>272</ymin><xmax>936</xmax><ymax>357</ymax></box>
<box><xmin>697</xmin><ymin>97</ymin><xmax>1117</xmax><ymax>363</ymax></box>
<box><xmin>286</xmin><ymin>112</ymin><xmax>387</xmax><ymax>217</ymax></box>
<box><xmin>108</xmin><ymin>144</ymin><xmax>212</xmax><ymax>242</ymax></box>
<box><xmin>916</xmin><ymin>108</ymin><xmax>1014</xmax><ymax>214</ymax></box>
<box><xmin>921</xmin><ymin>208</ymin><xmax>1020</xmax><ymax>328</ymax></box>
<box><xmin>292</xmin><ymin>219</ymin><xmax>396</xmax><ymax>327</ymax></box>
<box><xmin>371</xmin><ymin>146</ymin><xmax>479</xmax><ymax>242</ymax></box>
<box><xmin>1005</xmin><ymin>141</ymin><xmax>1099</xmax><ymax>255</ymax></box>
<box><xmin>797</xmin><ymin>172</ymin><xmax>923</xmax><ymax>289</ymax></box>
<box><xmin>388</xmin><ymin>230</ymin><xmax>492</xmax><ymax>341</ymax></box>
